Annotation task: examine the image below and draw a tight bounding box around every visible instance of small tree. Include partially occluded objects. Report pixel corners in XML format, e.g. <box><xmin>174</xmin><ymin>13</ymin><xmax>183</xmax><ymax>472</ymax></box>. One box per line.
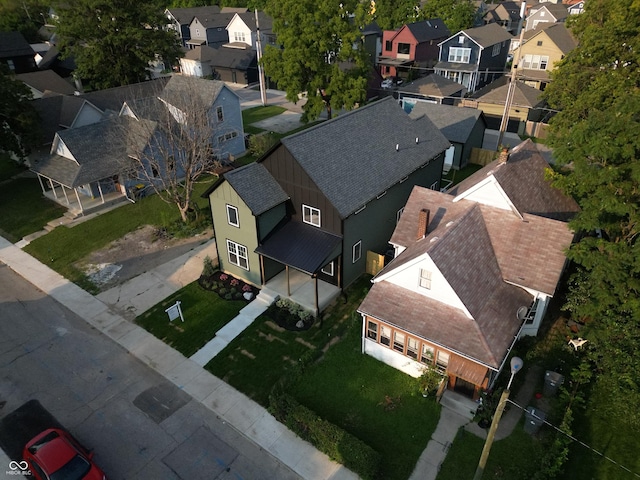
<box><xmin>0</xmin><ymin>67</ymin><xmax>40</xmax><ymax>161</ymax></box>
<box><xmin>116</xmin><ymin>77</ymin><xmax>238</xmax><ymax>223</ymax></box>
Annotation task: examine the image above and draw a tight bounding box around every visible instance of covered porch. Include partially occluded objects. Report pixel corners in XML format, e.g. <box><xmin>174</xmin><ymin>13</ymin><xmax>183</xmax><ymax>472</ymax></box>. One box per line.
<box><xmin>265</xmin><ymin>268</ymin><xmax>342</xmax><ymax>315</ymax></box>
<box><xmin>38</xmin><ymin>176</ymin><xmax>128</xmax><ymax>216</ymax></box>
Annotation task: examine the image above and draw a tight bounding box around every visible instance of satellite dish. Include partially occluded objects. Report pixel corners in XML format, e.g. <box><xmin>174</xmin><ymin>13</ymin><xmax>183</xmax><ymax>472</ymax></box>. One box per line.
<box><xmin>517</xmin><ymin>306</ymin><xmax>529</xmax><ymax>321</ymax></box>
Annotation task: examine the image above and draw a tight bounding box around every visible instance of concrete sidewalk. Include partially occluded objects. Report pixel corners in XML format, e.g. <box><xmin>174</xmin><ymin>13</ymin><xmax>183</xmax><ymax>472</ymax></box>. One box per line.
<box><xmin>0</xmin><ymin>236</ymin><xmax>357</xmax><ymax>480</ymax></box>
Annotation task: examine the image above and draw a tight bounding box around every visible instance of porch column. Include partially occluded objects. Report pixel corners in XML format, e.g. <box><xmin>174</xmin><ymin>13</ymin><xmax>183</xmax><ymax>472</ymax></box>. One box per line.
<box><xmin>97</xmin><ymin>181</ymin><xmax>105</xmax><ymax>204</ymax></box>
<box><xmin>314</xmin><ymin>274</ymin><xmax>319</xmax><ymax>314</ymax></box>
<box><xmin>259</xmin><ymin>255</ymin><xmax>265</xmax><ymax>285</ymax></box>
<box><xmin>48</xmin><ymin>178</ymin><xmax>57</xmax><ymax>199</ymax></box>
<box><xmin>286</xmin><ymin>265</ymin><xmax>290</xmax><ymax>296</ymax></box>
<box><xmin>61</xmin><ymin>184</ymin><xmax>70</xmax><ymax>205</ymax></box>
<box><xmin>74</xmin><ymin>188</ymin><xmax>84</xmax><ymax>214</ymax></box>
<box><xmin>36</xmin><ymin>174</ymin><xmax>46</xmax><ymax>194</ymax></box>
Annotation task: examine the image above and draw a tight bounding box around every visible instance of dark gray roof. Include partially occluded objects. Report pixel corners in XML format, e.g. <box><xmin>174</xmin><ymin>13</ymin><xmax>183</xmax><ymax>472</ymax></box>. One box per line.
<box><xmin>255</xmin><ymin>220</ymin><xmax>342</xmax><ymax>275</ymax></box>
<box><xmin>30</xmin><ymin>116</ymin><xmax>155</xmax><ymax>187</ymax></box>
<box><xmin>279</xmin><ymin>97</ymin><xmax>451</xmax><ymax>219</ymax></box>
<box><xmin>399</xmin><ymin>73</ymin><xmax>466</xmax><ymax>97</ymax></box>
<box><xmin>362</xmin><ymin>22</ymin><xmax>382</xmax><ymax>35</ymax></box>
<box><xmin>185</xmin><ymin>45</ymin><xmax>256</xmax><ymax>70</ymax></box>
<box><xmin>462</xmin><ymin>23</ymin><xmax>513</xmax><ymax>47</ymax></box>
<box><xmin>405</xmin><ymin>18</ymin><xmax>450</xmax><ymax>42</ymax></box>
<box><xmin>471</xmin><ymin>77</ymin><xmax>543</xmax><ymax>108</ymax></box>
<box><xmin>0</xmin><ymin>31</ymin><xmax>35</xmax><ymax>58</ymax></box>
<box><xmin>15</xmin><ymin>70</ymin><xmax>76</xmax><ymax>95</ymax></box>
<box><xmin>31</xmin><ymin>95</ymin><xmax>87</xmax><ymax>145</ymax></box>
<box><xmin>81</xmin><ymin>78</ymin><xmax>169</xmax><ymax>113</ymax></box>
<box><xmin>224</xmin><ymin>163</ymin><xmax>288</xmax><ymax>215</ymax></box>
<box><xmin>192</xmin><ymin>12</ymin><xmax>236</xmax><ymax>29</ymax></box>
<box><xmin>409</xmin><ymin>103</ymin><xmax>483</xmax><ymax>144</ymax></box>
<box><xmin>166</xmin><ymin>6</ymin><xmax>221</xmax><ymax>25</ymax></box>
<box><xmin>159</xmin><ymin>75</ymin><xmax>232</xmax><ymax>111</ymax></box>
<box><xmin>533</xmin><ymin>3</ymin><xmax>569</xmax><ymax>21</ymax></box>
<box><xmin>235</xmin><ymin>11</ymin><xmax>273</xmax><ymax>34</ymax></box>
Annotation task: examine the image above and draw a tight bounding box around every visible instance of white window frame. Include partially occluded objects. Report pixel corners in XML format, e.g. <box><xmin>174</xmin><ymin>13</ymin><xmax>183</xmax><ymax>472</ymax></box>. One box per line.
<box><xmin>430</xmin><ymin>181</ymin><xmax>439</xmax><ymax>190</ymax></box>
<box><xmin>226</xmin><ymin>204</ymin><xmax>239</xmax><ymax>227</ymax></box>
<box><xmin>216</xmin><ymin>106</ymin><xmax>224</xmax><ymax>122</ymax></box>
<box><xmin>321</xmin><ymin>261</ymin><xmax>334</xmax><ymax>276</ymax></box>
<box><xmin>233</xmin><ymin>31</ymin><xmax>246</xmax><ymax>43</ymax></box>
<box><xmin>226</xmin><ymin>239</ymin><xmax>249</xmax><ymax>270</ymax></box>
<box><xmin>397</xmin><ymin>207</ymin><xmax>404</xmax><ymax>224</ymax></box>
<box><xmin>448</xmin><ymin>47</ymin><xmax>471</xmax><ymax>63</ymax></box>
<box><xmin>492</xmin><ymin>43</ymin><xmax>501</xmax><ymax>56</ymax></box>
<box><xmin>419</xmin><ymin>269</ymin><xmax>432</xmax><ymax>289</ymax></box>
<box><xmin>302</xmin><ymin>204</ymin><xmax>321</xmax><ymax>227</ymax></box>
<box><xmin>352</xmin><ymin>240</ymin><xmax>362</xmax><ymax>263</ymax></box>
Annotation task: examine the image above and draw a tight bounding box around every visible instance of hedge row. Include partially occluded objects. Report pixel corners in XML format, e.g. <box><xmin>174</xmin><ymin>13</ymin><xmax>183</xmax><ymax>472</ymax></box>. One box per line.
<box><xmin>269</xmin><ymin>391</ymin><xmax>381</xmax><ymax>480</ymax></box>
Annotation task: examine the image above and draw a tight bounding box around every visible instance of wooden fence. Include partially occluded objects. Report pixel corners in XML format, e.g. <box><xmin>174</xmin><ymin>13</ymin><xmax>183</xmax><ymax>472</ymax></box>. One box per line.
<box><xmin>469</xmin><ymin>147</ymin><xmax>497</xmax><ymax>166</ymax></box>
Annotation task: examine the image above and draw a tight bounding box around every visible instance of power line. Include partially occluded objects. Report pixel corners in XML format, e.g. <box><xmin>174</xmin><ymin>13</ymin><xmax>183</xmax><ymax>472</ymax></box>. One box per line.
<box><xmin>506</xmin><ymin>398</ymin><xmax>640</xmax><ymax>478</ymax></box>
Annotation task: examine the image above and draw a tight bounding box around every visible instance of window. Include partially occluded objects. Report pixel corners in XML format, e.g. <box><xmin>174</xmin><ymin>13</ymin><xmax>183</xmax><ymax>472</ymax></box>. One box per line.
<box><xmin>352</xmin><ymin>240</ymin><xmax>362</xmax><ymax>263</ymax></box>
<box><xmin>436</xmin><ymin>350</ymin><xmax>450</xmax><ymax>370</ymax></box>
<box><xmin>385</xmin><ymin>40</ymin><xmax>392</xmax><ymax>51</ymax></box>
<box><xmin>397</xmin><ymin>207</ymin><xmax>404</xmax><ymax>224</ymax></box>
<box><xmin>421</xmin><ymin>344</ymin><xmax>434</xmax><ymax>364</ymax></box>
<box><xmin>397</xmin><ymin>43</ymin><xmax>410</xmax><ymax>55</ymax></box>
<box><xmin>537</xmin><ymin>40</ymin><xmax>543</xmax><ymax>46</ymax></box>
<box><xmin>7</xmin><ymin>59</ymin><xmax>15</xmax><ymax>71</ymax></box>
<box><xmin>539</xmin><ymin>56</ymin><xmax>549</xmax><ymax>70</ymax></box>
<box><xmin>226</xmin><ymin>205</ymin><xmax>239</xmax><ymax>227</ymax></box>
<box><xmin>430</xmin><ymin>181</ymin><xmax>439</xmax><ymax>190</ymax></box>
<box><xmin>393</xmin><ymin>331</ymin><xmax>405</xmax><ymax>352</ymax></box>
<box><xmin>380</xmin><ymin>325</ymin><xmax>391</xmax><ymax>346</ymax></box>
<box><xmin>458</xmin><ymin>35</ymin><xmax>465</xmax><ymax>44</ymax></box>
<box><xmin>233</xmin><ymin>31</ymin><xmax>246</xmax><ymax>42</ymax></box>
<box><xmin>407</xmin><ymin>337</ymin><xmax>418</xmax><ymax>359</ymax></box>
<box><xmin>216</xmin><ymin>106</ymin><xmax>224</xmax><ymax>122</ymax></box>
<box><xmin>226</xmin><ymin>239</ymin><xmax>248</xmax><ymax>270</ymax></box>
<box><xmin>367</xmin><ymin>321</ymin><xmax>378</xmax><ymax>340</ymax></box>
<box><xmin>525</xmin><ymin>298</ymin><xmax>540</xmax><ymax>325</ymax></box>
<box><xmin>302</xmin><ymin>204</ymin><xmax>321</xmax><ymax>227</ymax></box>
<box><xmin>522</xmin><ymin>54</ymin><xmax>549</xmax><ymax>70</ymax></box>
<box><xmin>419</xmin><ymin>269</ymin><xmax>432</xmax><ymax>289</ymax></box>
<box><xmin>448</xmin><ymin>47</ymin><xmax>471</xmax><ymax>63</ymax></box>
<box><xmin>384</xmin><ymin>66</ymin><xmax>390</xmax><ymax>74</ymax></box>
<box><xmin>321</xmin><ymin>261</ymin><xmax>334</xmax><ymax>276</ymax></box>
<box><xmin>492</xmin><ymin>43</ymin><xmax>501</xmax><ymax>56</ymax></box>
<box><xmin>218</xmin><ymin>135</ymin><xmax>225</xmax><ymax>143</ymax></box>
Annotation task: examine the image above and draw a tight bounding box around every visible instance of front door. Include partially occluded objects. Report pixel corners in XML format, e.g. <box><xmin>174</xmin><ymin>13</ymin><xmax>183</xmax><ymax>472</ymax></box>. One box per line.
<box><xmin>453</xmin><ymin>377</ymin><xmax>476</xmax><ymax>398</ymax></box>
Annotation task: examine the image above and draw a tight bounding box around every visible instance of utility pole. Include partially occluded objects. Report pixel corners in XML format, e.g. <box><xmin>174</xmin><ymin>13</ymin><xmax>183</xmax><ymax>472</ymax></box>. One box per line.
<box><xmin>496</xmin><ymin>2</ymin><xmax>527</xmax><ymax>150</ymax></box>
<box><xmin>255</xmin><ymin>9</ymin><xmax>268</xmax><ymax>106</ymax></box>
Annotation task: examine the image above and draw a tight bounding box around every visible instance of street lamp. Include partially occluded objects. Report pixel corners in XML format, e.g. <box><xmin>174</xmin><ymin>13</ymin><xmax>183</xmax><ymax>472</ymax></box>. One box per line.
<box><xmin>473</xmin><ymin>357</ymin><xmax>523</xmax><ymax>480</ymax></box>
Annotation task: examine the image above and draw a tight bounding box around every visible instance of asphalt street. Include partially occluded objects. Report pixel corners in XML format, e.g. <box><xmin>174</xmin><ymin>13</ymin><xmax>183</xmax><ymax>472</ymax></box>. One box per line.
<box><xmin>0</xmin><ymin>263</ymin><xmax>301</xmax><ymax>480</ymax></box>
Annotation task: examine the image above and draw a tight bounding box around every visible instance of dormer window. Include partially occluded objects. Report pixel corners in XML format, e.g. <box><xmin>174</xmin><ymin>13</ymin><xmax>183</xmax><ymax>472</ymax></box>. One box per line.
<box><xmin>419</xmin><ymin>268</ymin><xmax>432</xmax><ymax>289</ymax></box>
<box><xmin>234</xmin><ymin>31</ymin><xmax>246</xmax><ymax>43</ymax></box>
<box><xmin>302</xmin><ymin>204</ymin><xmax>321</xmax><ymax>227</ymax></box>
<box><xmin>458</xmin><ymin>35</ymin><xmax>465</xmax><ymax>44</ymax></box>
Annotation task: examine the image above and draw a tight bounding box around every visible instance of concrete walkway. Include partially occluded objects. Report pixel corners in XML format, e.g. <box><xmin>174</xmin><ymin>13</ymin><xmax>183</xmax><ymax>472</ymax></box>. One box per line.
<box><xmin>0</xmin><ymin>236</ymin><xmax>358</xmax><ymax>480</ymax></box>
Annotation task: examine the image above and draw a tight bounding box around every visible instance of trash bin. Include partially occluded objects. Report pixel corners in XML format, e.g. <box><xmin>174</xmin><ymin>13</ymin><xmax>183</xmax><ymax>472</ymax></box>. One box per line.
<box><xmin>524</xmin><ymin>406</ymin><xmax>547</xmax><ymax>435</ymax></box>
<box><xmin>543</xmin><ymin>370</ymin><xmax>565</xmax><ymax>396</ymax></box>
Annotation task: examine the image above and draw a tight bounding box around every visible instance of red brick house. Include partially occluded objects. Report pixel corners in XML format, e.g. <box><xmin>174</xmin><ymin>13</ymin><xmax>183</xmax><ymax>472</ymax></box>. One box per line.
<box><xmin>378</xmin><ymin>19</ymin><xmax>450</xmax><ymax>79</ymax></box>
<box><xmin>358</xmin><ymin>140</ymin><xmax>578</xmax><ymax>399</ymax></box>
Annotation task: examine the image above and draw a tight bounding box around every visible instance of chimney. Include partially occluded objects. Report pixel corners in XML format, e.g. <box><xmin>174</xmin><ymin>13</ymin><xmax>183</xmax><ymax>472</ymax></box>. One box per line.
<box><xmin>417</xmin><ymin>208</ymin><xmax>430</xmax><ymax>240</ymax></box>
<box><xmin>498</xmin><ymin>147</ymin><xmax>509</xmax><ymax>163</ymax></box>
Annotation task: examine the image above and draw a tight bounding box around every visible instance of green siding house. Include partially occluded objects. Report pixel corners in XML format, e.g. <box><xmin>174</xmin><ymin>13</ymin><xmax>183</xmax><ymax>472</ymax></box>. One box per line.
<box><xmin>205</xmin><ymin>96</ymin><xmax>451</xmax><ymax>314</ymax></box>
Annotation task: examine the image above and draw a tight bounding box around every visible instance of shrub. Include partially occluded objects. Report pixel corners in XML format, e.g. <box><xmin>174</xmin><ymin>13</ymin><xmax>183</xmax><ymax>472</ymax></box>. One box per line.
<box><xmin>224</xmin><ymin>293</ymin><xmax>233</xmax><ymax>300</ymax></box>
<box><xmin>249</xmin><ymin>132</ymin><xmax>278</xmax><ymax>157</ymax></box>
<box><xmin>269</xmin><ymin>391</ymin><xmax>381</xmax><ymax>480</ymax></box>
<box><xmin>202</xmin><ymin>256</ymin><xmax>216</xmax><ymax>278</ymax></box>
<box><xmin>219</xmin><ymin>287</ymin><xmax>227</xmax><ymax>295</ymax></box>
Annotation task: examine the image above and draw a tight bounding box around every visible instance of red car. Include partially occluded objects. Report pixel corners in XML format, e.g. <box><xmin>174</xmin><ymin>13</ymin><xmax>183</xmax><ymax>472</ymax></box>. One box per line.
<box><xmin>22</xmin><ymin>428</ymin><xmax>107</xmax><ymax>480</ymax></box>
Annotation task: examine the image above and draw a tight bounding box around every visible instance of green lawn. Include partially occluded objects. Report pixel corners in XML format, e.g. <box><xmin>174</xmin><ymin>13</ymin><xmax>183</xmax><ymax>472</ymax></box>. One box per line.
<box><xmin>23</xmin><ymin>179</ymin><xmax>214</xmax><ymax>293</ymax></box>
<box><xmin>242</xmin><ymin>105</ymin><xmax>286</xmax><ymax>126</ymax></box>
<box><xmin>0</xmin><ymin>177</ymin><xmax>66</xmax><ymax>242</ymax></box>
<box><xmin>207</xmin><ymin>276</ymin><xmax>442</xmax><ymax>480</ymax></box>
<box><xmin>135</xmin><ymin>282</ymin><xmax>245</xmax><ymax>357</ymax></box>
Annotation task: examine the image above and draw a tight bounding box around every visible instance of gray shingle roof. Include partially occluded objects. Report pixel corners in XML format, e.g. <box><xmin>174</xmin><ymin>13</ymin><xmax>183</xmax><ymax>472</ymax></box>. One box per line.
<box><xmin>192</xmin><ymin>12</ymin><xmax>236</xmax><ymax>29</ymax></box>
<box><xmin>167</xmin><ymin>6</ymin><xmax>221</xmax><ymax>25</ymax></box>
<box><xmin>81</xmin><ymin>78</ymin><xmax>169</xmax><ymax>113</ymax></box>
<box><xmin>0</xmin><ymin>31</ymin><xmax>35</xmax><ymax>58</ymax></box>
<box><xmin>159</xmin><ymin>75</ymin><xmax>231</xmax><ymax>112</ymax></box>
<box><xmin>236</xmin><ymin>11</ymin><xmax>273</xmax><ymax>34</ymax></box>
<box><xmin>185</xmin><ymin>45</ymin><xmax>256</xmax><ymax>70</ymax></box>
<box><xmin>471</xmin><ymin>77</ymin><xmax>543</xmax><ymax>108</ymax></box>
<box><xmin>398</xmin><ymin>73</ymin><xmax>467</xmax><ymax>98</ymax></box>
<box><xmin>15</xmin><ymin>70</ymin><xmax>76</xmax><ymax>96</ymax></box>
<box><xmin>409</xmin><ymin>103</ymin><xmax>483</xmax><ymax>144</ymax></box>
<box><xmin>405</xmin><ymin>18</ymin><xmax>450</xmax><ymax>42</ymax></box>
<box><xmin>533</xmin><ymin>3</ymin><xmax>569</xmax><ymax>21</ymax></box>
<box><xmin>449</xmin><ymin>139</ymin><xmax>580</xmax><ymax>222</ymax></box>
<box><xmin>525</xmin><ymin>22</ymin><xmax>577</xmax><ymax>54</ymax></box>
<box><xmin>224</xmin><ymin>163</ymin><xmax>289</xmax><ymax>215</ymax></box>
<box><xmin>280</xmin><ymin>97</ymin><xmax>451</xmax><ymax>218</ymax></box>
<box><xmin>462</xmin><ymin>23</ymin><xmax>513</xmax><ymax>47</ymax></box>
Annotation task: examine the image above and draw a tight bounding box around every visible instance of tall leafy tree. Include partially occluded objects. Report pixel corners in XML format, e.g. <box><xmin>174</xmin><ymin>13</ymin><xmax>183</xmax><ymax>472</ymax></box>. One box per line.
<box><xmin>371</xmin><ymin>0</ymin><xmax>422</xmax><ymax>30</ymax></box>
<box><xmin>544</xmin><ymin>0</ymin><xmax>640</xmax><ymax>428</ymax></box>
<box><xmin>420</xmin><ymin>0</ymin><xmax>476</xmax><ymax>33</ymax></box>
<box><xmin>0</xmin><ymin>0</ymin><xmax>48</xmax><ymax>42</ymax></box>
<box><xmin>53</xmin><ymin>0</ymin><xmax>182</xmax><ymax>90</ymax></box>
<box><xmin>0</xmin><ymin>67</ymin><xmax>39</xmax><ymax>161</ymax></box>
<box><xmin>262</xmin><ymin>0</ymin><xmax>371</xmax><ymax>122</ymax></box>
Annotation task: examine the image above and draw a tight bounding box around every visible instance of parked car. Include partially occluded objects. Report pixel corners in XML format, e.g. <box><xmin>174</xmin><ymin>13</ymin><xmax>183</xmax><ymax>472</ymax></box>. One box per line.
<box><xmin>381</xmin><ymin>76</ymin><xmax>404</xmax><ymax>89</ymax></box>
<box><xmin>23</xmin><ymin>428</ymin><xmax>107</xmax><ymax>480</ymax></box>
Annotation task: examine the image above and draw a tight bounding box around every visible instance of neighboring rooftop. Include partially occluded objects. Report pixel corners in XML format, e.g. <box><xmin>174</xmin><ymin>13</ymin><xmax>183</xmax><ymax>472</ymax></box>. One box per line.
<box><xmin>471</xmin><ymin>77</ymin><xmax>543</xmax><ymax>108</ymax></box>
<box><xmin>223</xmin><ymin>163</ymin><xmax>289</xmax><ymax>216</ymax></box>
<box><xmin>398</xmin><ymin>73</ymin><xmax>467</xmax><ymax>98</ymax></box>
<box><xmin>409</xmin><ymin>103</ymin><xmax>483</xmax><ymax>144</ymax></box>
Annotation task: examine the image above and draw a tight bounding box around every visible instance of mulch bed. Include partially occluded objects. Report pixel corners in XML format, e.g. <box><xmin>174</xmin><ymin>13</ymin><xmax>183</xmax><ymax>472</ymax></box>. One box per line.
<box><xmin>198</xmin><ymin>271</ymin><xmax>259</xmax><ymax>301</ymax></box>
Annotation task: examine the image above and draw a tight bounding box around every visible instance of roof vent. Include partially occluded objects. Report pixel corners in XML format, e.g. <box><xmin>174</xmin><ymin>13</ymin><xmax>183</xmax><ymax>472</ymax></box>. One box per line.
<box><xmin>429</xmin><ymin>236</ymin><xmax>439</xmax><ymax>243</ymax></box>
<box><xmin>415</xmin><ymin>137</ymin><xmax>419</xmax><ymax>144</ymax></box>
<box><xmin>396</xmin><ymin>144</ymin><xmax>399</xmax><ymax>152</ymax></box>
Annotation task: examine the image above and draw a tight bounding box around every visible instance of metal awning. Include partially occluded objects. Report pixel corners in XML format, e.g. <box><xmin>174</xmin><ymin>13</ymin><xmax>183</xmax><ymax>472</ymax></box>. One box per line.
<box><xmin>255</xmin><ymin>221</ymin><xmax>342</xmax><ymax>275</ymax></box>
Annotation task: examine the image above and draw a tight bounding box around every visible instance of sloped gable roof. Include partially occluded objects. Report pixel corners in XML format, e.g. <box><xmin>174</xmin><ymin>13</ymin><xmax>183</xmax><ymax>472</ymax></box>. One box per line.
<box><xmin>399</xmin><ymin>73</ymin><xmax>467</xmax><ymax>98</ymax></box>
<box><xmin>192</xmin><ymin>12</ymin><xmax>236</xmax><ymax>29</ymax></box>
<box><xmin>532</xmin><ymin>3</ymin><xmax>569</xmax><ymax>21</ymax></box>
<box><xmin>167</xmin><ymin>6</ymin><xmax>221</xmax><ymax>25</ymax></box>
<box><xmin>405</xmin><ymin>18</ymin><xmax>450</xmax><ymax>42</ymax></box>
<box><xmin>279</xmin><ymin>97</ymin><xmax>451</xmax><ymax>219</ymax></box>
<box><xmin>15</xmin><ymin>70</ymin><xmax>76</xmax><ymax>96</ymax></box>
<box><xmin>462</xmin><ymin>23</ymin><xmax>513</xmax><ymax>47</ymax></box>
<box><xmin>0</xmin><ymin>31</ymin><xmax>35</xmax><ymax>58</ymax></box>
<box><xmin>535</xmin><ymin>22</ymin><xmax>577</xmax><ymax>54</ymax></box>
<box><xmin>471</xmin><ymin>77</ymin><xmax>543</xmax><ymax>108</ymax></box>
<box><xmin>224</xmin><ymin>163</ymin><xmax>289</xmax><ymax>215</ymax></box>
<box><xmin>449</xmin><ymin>139</ymin><xmax>580</xmax><ymax>222</ymax></box>
<box><xmin>159</xmin><ymin>75</ymin><xmax>234</xmax><ymax>112</ymax></box>
<box><xmin>234</xmin><ymin>11</ymin><xmax>273</xmax><ymax>33</ymax></box>
<box><xmin>409</xmin><ymin>103</ymin><xmax>484</xmax><ymax>144</ymax></box>
<box><xmin>187</xmin><ymin>45</ymin><xmax>256</xmax><ymax>70</ymax></box>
